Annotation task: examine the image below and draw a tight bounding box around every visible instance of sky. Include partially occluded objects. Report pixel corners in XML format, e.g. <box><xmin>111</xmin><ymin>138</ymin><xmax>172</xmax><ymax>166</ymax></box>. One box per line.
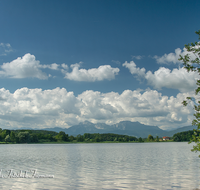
<box><xmin>0</xmin><ymin>0</ymin><xmax>200</xmax><ymax>130</ymax></box>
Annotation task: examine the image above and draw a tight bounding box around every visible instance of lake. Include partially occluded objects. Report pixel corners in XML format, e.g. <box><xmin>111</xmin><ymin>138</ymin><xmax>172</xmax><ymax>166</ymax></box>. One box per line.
<box><xmin>0</xmin><ymin>142</ymin><xmax>199</xmax><ymax>190</ymax></box>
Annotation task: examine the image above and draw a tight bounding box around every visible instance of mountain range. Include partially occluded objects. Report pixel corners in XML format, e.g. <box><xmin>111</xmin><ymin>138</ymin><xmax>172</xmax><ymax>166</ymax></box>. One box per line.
<box><xmin>33</xmin><ymin>121</ymin><xmax>197</xmax><ymax>138</ymax></box>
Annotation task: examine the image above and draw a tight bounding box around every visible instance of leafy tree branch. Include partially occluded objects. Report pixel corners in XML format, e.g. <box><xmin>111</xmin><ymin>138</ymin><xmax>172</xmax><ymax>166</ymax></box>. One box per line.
<box><xmin>179</xmin><ymin>30</ymin><xmax>200</xmax><ymax>156</ymax></box>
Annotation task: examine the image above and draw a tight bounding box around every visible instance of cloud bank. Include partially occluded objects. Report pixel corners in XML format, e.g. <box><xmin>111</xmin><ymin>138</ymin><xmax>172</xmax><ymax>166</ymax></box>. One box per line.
<box><xmin>0</xmin><ymin>87</ymin><xmax>194</xmax><ymax>130</ymax></box>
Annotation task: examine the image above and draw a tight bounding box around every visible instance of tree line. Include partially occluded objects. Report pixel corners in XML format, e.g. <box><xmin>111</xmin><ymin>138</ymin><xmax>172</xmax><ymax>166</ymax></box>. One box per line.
<box><xmin>0</xmin><ymin>128</ymin><xmax>197</xmax><ymax>143</ymax></box>
<box><xmin>0</xmin><ymin>128</ymin><xmax>139</xmax><ymax>143</ymax></box>
<box><xmin>172</xmin><ymin>130</ymin><xmax>200</xmax><ymax>142</ymax></box>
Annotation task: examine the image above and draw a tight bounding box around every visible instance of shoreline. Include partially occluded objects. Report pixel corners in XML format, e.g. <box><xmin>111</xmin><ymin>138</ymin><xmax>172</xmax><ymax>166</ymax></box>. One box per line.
<box><xmin>0</xmin><ymin>140</ymin><xmax>189</xmax><ymax>145</ymax></box>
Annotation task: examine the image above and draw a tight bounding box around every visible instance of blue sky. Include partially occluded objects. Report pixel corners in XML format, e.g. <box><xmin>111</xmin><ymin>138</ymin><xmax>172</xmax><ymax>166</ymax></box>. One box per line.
<box><xmin>0</xmin><ymin>0</ymin><xmax>199</xmax><ymax>130</ymax></box>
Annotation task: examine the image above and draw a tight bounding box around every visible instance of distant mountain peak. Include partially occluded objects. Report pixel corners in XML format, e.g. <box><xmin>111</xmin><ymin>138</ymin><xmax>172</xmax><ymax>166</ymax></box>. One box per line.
<box><xmin>118</xmin><ymin>121</ymin><xmax>140</xmax><ymax>125</ymax></box>
<box><xmin>80</xmin><ymin>120</ymin><xmax>93</xmax><ymax>125</ymax></box>
<box><xmin>34</xmin><ymin>121</ymin><xmax>197</xmax><ymax>138</ymax></box>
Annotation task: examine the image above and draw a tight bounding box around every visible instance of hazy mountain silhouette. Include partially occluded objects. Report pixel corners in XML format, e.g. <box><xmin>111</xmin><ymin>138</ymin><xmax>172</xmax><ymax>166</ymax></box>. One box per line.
<box><xmin>32</xmin><ymin>121</ymin><xmax>197</xmax><ymax>138</ymax></box>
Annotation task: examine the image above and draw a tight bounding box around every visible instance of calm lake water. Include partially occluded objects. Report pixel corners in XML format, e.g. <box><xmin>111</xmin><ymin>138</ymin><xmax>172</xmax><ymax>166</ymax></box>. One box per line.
<box><xmin>0</xmin><ymin>142</ymin><xmax>200</xmax><ymax>190</ymax></box>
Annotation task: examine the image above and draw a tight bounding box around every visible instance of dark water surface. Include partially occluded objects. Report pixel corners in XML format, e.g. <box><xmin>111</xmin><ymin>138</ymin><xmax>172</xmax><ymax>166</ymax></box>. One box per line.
<box><xmin>0</xmin><ymin>142</ymin><xmax>199</xmax><ymax>190</ymax></box>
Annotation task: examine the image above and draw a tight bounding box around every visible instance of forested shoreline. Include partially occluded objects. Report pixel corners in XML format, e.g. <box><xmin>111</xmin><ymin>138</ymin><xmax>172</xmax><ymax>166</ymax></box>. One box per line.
<box><xmin>0</xmin><ymin>128</ymin><xmax>197</xmax><ymax>144</ymax></box>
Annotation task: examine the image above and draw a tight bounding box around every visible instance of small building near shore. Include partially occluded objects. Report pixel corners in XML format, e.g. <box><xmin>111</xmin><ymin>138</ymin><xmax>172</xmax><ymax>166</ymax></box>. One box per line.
<box><xmin>163</xmin><ymin>136</ymin><xmax>170</xmax><ymax>141</ymax></box>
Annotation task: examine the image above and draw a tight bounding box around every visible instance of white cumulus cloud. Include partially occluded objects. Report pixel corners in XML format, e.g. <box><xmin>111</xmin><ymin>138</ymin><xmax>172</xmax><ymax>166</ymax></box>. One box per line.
<box><xmin>0</xmin><ymin>53</ymin><xmax>61</xmax><ymax>79</ymax></box>
<box><xmin>63</xmin><ymin>62</ymin><xmax>120</xmax><ymax>81</ymax></box>
<box><xmin>145</xmin><ymin>67</ymin><xmax>198</xmax><ymax>92</ymax></box>
<box><xmin>123</xmin><ymin>61</ymin><xmax>198</xmax><ymax>92</ymax></box>
<box><xmin>122</xmin><ymin>61</ymin><xmax>146</xmax><ymax>78</ymax></box>
<box><xmin>153</xmin><ymin>47</ymin><xmax>197</xmax><ymax>64</ymax></box>
<box><xmin>40</xmin><ymin>63</ymin><xmax>59</xmax><ymax>70</ymax></box>
<box><xmin>0</xmin><ymin>53</ymin><xmax>48</xmax><ymax>79</ymax></box>
<box><xmin>61</xmin><ymin>63</ymin><xmax>69</xmax><ymax>70</ymax></box>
